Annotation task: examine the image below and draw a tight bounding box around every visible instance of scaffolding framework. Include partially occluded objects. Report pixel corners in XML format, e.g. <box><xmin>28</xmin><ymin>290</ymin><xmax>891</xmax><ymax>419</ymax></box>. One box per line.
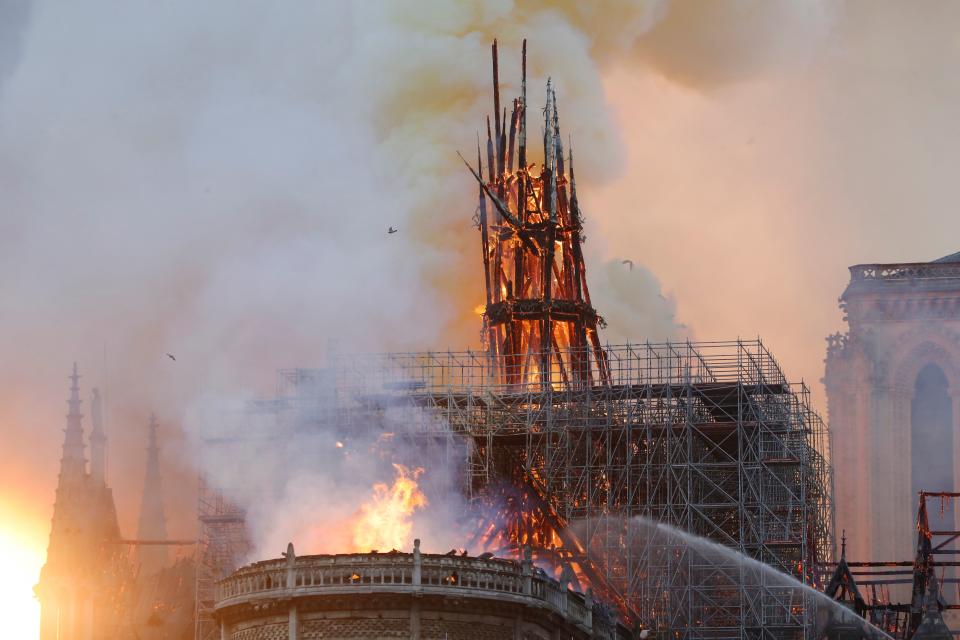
<box><xmin>196</xmin><ymin>339</ymin><xmax>834</xmax><ymax>639</ymax></box>
<box><xmin>194</xmin><ymin>478</ymin><xmax>249</xmax><ymax>640</ymax></box>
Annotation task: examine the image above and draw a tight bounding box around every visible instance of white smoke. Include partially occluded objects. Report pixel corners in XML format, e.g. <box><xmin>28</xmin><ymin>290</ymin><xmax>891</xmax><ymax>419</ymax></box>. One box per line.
<box><xmin>186</xmin><ymin>365</ymin><xmax>471</xmax><ymax>558</ymax></box>
<box><xmin>0</xmin><ymin>1</ymin><xmax>834</xmax><ymax>543</ymax></box>
<box><xmin>592</xmin><ymin>258</ymin><xmax>688</xmax><ymax>344</ymax></box>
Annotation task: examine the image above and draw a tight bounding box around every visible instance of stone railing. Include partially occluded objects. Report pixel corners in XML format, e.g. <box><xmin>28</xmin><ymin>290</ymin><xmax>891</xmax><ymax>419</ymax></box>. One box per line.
<box><xmin>216</xmin><ymin>541</ymin><xmax>594</xmax><ymax>630</ymax></box>
<box><xmin>849</xmin><ymin>262</ymin><xmax>960</xmax><ymax>283</ymax></box>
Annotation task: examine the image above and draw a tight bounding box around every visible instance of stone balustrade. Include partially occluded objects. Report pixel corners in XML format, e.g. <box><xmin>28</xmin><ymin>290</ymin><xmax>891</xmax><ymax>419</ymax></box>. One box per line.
<box><xmin>215</xmin><ymin>540</ymin><xmax>596</xmax><ymax>631</ymax></box>
<box><xmin>849</xmin><ymin>262</ymin><xmax>960</xmax><ymax>282</ymax></box>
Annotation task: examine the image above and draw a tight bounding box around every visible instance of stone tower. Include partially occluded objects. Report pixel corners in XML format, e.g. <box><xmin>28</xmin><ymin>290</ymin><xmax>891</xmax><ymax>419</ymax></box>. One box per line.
<box><xmin>136</xmin><ymin>413</ymin><xmax>168</xmax><ymax>576</ymax></box>
<box><xmin>35</xmin><ymin>364</ymin><xmax>125</xmax><ymax>640</ymax></box>
<box><xmin>825</xmin><ymin>254</ymin><xmax>960</xmax><ymax>563</ymax></box>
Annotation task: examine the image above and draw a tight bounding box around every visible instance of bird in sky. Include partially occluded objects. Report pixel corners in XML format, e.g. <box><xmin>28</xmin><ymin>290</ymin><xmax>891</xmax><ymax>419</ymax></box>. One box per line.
<box><xmin>388</xmin><ymin>226</ymin><xmax>397</xmax><ymax>234</ymax></box>
<box><xmin>166</xmin><ymin>353</ymin><xmax>176</xmax><ymax>361</ymax></box>
<box><xmin>622</xmin><ymin>259</ymin><xmax>634</xmax><ymax>271</ymax></box>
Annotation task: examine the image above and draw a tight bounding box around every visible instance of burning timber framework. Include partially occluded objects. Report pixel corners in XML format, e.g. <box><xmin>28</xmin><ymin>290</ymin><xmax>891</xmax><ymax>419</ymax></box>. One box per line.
<box><xmin>195</xmin><ymin>340</ymin><xmax>835</xmax><ymax>640</ymax></box>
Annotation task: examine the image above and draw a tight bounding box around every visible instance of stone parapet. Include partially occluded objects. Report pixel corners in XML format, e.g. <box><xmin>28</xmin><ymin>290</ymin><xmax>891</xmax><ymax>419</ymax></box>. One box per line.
<box><xmin>214</xmin><ymin>541</ymin><xmax>628</xmax><ymax>640</ymax></box>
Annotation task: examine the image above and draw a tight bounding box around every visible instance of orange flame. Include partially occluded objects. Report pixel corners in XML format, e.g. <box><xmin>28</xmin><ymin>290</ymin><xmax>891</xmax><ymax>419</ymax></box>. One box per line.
<box><xmin>351</xmin><ymin>464</ymin><xmax>427</xmax><ymax>552</ymax></box>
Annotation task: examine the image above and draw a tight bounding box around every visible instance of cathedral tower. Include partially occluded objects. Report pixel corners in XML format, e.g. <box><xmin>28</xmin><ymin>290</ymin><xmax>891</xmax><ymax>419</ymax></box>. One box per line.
<box><xmin>35</xmin><ymin>364</ymin><xmax>125</xmax><ymax>640</ymax></box>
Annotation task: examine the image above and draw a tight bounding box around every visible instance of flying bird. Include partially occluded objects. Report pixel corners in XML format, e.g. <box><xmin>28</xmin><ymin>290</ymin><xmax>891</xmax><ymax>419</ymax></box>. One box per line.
<box><xmin>166</xmin><ymin>353</ymin><xmax>176</xmax><ymax>361</ymax></box>
<box><xmin>621</xmin><ymin>259</ymin><xmax>634</xmax><ymax>271</ymax></box>
<box><xmin>388</xmin><ymin>226</ymin><xmax>398</xmax><ymax>234</ymax></box>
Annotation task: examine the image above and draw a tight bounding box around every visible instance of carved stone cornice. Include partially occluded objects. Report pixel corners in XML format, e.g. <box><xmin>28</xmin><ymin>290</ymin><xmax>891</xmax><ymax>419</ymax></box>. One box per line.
<box><xmin>847</xmin><ymin>295</ymin><xmax>960</xmax><ymax>324</ymax></box>
<box><xmin>845</xmin><ymin>262</ymin><xmax>960</xmax><ymax>296</ymax></box>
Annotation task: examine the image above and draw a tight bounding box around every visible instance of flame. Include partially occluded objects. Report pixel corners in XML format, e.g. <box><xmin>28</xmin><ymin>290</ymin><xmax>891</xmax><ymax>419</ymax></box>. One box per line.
<box><xmin>351</xmin><ymin>464</ymin><xmax>427</xmax><ymax>552</ymax></box>
<box><xmin>473</xmin><ymin>303</ymin><xmax>485</xmax><ymax>315</ymax></box>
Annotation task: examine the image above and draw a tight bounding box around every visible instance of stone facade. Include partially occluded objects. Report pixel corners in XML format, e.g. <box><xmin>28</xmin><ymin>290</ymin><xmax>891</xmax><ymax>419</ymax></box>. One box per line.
<box><xmin>825</xmin><ymin>257</ymin><xmax>960</xmax><ymax>564</ymax></box>
<box><xmin>214</xmin><ymin>541</ymin><xmax>632</xmax><ymax>640</ymax></box>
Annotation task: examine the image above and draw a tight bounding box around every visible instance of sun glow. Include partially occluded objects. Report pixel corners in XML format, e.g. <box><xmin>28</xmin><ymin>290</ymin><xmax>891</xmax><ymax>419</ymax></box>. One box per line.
<box><xmin>0</xmin><ymin>504</ymin><xmax>45</xmax><ymax>639</ymax></box>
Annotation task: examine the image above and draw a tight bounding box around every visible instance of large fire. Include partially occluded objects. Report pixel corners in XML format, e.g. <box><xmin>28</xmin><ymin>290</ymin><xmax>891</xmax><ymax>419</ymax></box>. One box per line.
<box><xmin>351</xmin><ymin>464</ymin><xmax>427</xmax><ymax>552</ymax></box>
<box><xmin>464</xmin><ymin>40</ymin><xmax>609</xmax><ymax>389</ymax></box>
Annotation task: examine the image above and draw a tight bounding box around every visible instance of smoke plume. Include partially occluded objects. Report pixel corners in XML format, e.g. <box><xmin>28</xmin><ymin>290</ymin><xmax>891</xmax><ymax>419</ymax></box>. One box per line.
<box><xmin>0</xmin><ymin>0</ymin><xmax>838</xmax><ymax>555</ymax></box>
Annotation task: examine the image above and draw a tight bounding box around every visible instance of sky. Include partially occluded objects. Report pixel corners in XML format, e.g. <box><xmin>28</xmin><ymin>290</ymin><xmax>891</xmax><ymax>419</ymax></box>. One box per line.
<box><xmin>3</xmin><ymin>1</ymin><xmax>960</xmax><ymax>635</ymax></box>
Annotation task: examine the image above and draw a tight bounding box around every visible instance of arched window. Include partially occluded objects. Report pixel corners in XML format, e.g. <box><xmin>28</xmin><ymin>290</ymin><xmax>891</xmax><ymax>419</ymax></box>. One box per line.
<box><xmin>911</xmin><ymin>363</ymin><xmax>954</xmax><ymax>518</ymax></box>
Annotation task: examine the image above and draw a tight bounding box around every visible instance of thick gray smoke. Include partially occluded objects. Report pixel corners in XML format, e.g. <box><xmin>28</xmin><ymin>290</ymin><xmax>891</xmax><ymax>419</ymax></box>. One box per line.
<box><xmin>593</xmin><ymin>259</ymin><xmax>689</xmax><ymax>344</ymax></box>
<box><xmin>0</xmin><ymin>1</ymin><xmax>834</xmax><ymax>547</ymax></box>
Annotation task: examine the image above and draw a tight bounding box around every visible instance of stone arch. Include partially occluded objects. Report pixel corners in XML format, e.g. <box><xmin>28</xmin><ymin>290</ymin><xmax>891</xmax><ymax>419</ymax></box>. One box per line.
<box><xmin>890</xmin><ymin>325</ymin><xmax>960</xmax><ymax>394</ymax></box>
<box><xmin>865</xmin><ymin>325</ymin><xmax>960</xmax><ymax>563</ymax></box>
<box><xmin>909</xmin><ymin>363</ymin><xmax>953</xmax><ymax>489</ymax></box>
<box><xmin>886</xmin><ymin>326</ymin><xmax>960</xmax><ymax>553</ymax></box>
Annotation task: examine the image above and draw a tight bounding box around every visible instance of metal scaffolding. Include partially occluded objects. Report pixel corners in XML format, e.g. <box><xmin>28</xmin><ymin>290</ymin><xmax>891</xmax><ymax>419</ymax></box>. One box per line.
<box><xmin>352</xmin><ymin>340</ymin><xmax>834</xmax><ymax>636</ymax></box>
<box><xmin>194</xmin><ymin>477</ymin><xmax>250</xmax><ymax>640</ymax></box>
<box><xmin>195</xmin><ymin>340</ymin><xmax>833</xmax><ymax>639</ymax></box>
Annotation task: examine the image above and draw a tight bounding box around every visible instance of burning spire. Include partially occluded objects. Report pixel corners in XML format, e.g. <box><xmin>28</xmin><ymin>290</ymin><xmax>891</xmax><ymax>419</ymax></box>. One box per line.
<box><xmin>463</xmin><ymin>40</ymin><xmax>609</xmax><ymax>388</ymax></box>
<box><xmin>136</xmin><ymin>413</ymin><xmax>169</xmax><ymax>575</ymax></box>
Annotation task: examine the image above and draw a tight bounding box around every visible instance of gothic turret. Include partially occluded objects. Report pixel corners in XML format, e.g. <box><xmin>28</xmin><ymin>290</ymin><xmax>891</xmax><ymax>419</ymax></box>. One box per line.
<box><xmin>58</xmin><ymin>363</ymin><xmax>86</xmax><ymax>485</ymax></box>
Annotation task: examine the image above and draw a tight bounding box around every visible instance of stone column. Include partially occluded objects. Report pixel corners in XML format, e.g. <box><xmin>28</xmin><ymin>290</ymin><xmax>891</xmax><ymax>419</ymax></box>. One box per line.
<box><xmin>521</xmin><ymin>548</ymin><xmax>532</xmax><ymax>596</ymax></box>
<box><xmin>853</xmin><ymin>383</ymin><xmax>872</xmax><ymax>558</ymax></box>
<box><xmin>410</xmin><ymin>539</ymin><xmax>421</xmax><ymax>640</ymax></box>
<box><xmin>288</xmin><ymin>605</ymin><xmax>299</xmax><ymax>640</ymax></box>
<box><xmin>891</xmin><ymin>386</ymin><xmax>913</xmax><ymax>563</ymax></box>
<box><xmin>870</xmin><ymin>383</ymin><xmax>896</xmax><ymax>563</ymax></box>
<box><xmin>220</xmin><ymin>618</ymin><xmax>229</xmax><ymax>640</ymax></box>
<box><xmin>285</xmin><ymin>542</ymin><xmax>299</xmax><ymax>640</ymax></box>
<box><xmin>412</xmin><ymin>539</ymin><xmax>422</xmax><ymax>587</ymax></box>
<box><xmin>285</xmin><ymin>542</ymin><xmax>297</xmax><ymax>589</ymax></box>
